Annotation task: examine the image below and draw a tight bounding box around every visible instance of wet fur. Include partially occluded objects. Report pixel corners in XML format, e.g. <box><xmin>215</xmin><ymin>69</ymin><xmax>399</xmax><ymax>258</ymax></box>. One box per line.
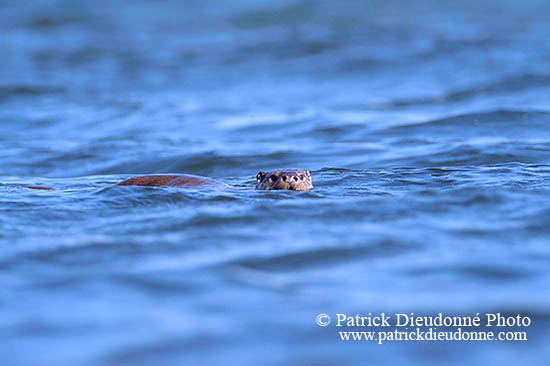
<box><xmin>255</xmin><ymin>169</ymin><xmax>312</xmax><ymax>191</ymax></box>
<box><xmin>116</xmin><ymin>174</ymin><xmax>227</xmax><ymax>189</ymax></box>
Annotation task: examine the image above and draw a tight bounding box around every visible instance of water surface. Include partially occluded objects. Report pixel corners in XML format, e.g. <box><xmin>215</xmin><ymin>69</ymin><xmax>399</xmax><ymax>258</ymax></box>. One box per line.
<box><xmin>1</xmin><ymin>0</ymin><xmax>549</xmax><ymax>364</ymax></box>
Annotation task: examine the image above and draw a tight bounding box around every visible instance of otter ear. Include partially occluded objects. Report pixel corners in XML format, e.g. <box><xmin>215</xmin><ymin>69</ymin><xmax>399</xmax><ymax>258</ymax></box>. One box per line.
<box><xmin>256</xmin><ymin>171</ymin><xmax>266</xmax><ymax>182</ymax></box>
<box><xmin>304</xmin><ymin>170</ymin><xmax>311</xmax><ymax>178</ymax></box>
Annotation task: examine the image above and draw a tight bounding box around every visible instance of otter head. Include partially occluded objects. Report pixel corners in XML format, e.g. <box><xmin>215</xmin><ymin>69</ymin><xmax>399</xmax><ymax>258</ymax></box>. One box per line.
<box><xmin>255</xmin><ymin>169</ymin><xmax>312</xmax><ymax>191</ymax></box>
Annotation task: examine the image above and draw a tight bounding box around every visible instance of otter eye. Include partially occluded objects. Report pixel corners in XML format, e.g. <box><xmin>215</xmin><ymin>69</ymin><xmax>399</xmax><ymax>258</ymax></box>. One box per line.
<box><xmin>256</xmin><ymin>172</ymin><xmax>266</xmax><ymax>183</ymax></box>
<box><xmin>269</xmin><ymin>175</ymin><xmax>278</xmax><ymax>182</ymax></box>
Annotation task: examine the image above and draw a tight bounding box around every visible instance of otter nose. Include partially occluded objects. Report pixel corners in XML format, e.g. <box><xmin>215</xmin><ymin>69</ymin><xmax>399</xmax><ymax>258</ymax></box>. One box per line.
<box><xmin>281</xmin><ymin>175</ymin><xmax>299</xmax><ymax>182</ymax></box>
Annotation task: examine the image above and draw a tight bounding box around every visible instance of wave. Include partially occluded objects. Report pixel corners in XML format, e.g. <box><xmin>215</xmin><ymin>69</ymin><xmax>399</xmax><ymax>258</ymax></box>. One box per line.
<box><xmin>0</xmin><ymin>85</ymin><xmax>66</xmax><ymax>101</ymax></box>
<box><xmin>381</xmin><ymin>109</ymin><xmax>550</xmax><ymax>135</ymax></box>
<box><xmin>373</xmin><ymin>74</ymin><xmax>550</xmax><ymax>108</ymax></box>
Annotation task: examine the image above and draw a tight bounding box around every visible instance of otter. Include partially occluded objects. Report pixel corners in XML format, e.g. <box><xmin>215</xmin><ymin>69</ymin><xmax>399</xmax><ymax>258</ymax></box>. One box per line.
<box><xmin>119</xmin><ymin>169</ymin><xmax>312</xmax><ymax>191</ymax></box>
<box><xmin>26</xmin><ymin>169</ymin><xmax>313</xmax><ymax>191</ymax></box>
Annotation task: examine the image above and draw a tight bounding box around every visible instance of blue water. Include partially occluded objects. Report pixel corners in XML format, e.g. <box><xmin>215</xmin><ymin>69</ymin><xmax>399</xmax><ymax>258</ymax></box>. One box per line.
<box><xmin>1</xmin><ymin>0</ymin><xmax>550</xmax><ymax>364</ymax></box>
